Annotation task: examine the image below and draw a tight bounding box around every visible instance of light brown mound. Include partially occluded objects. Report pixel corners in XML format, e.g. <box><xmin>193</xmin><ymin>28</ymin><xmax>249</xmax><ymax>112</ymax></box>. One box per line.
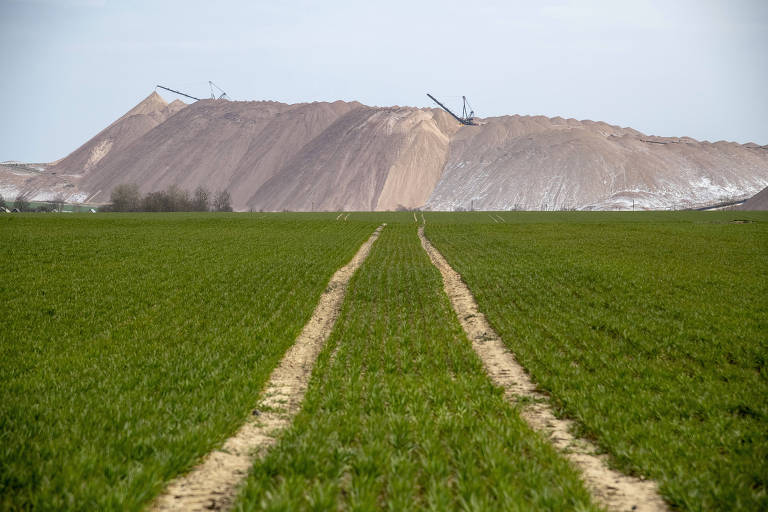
<box><xmin>735</xmin><ymin>184</ymin><xmax>768</xmax><ymax>210</ymax></box>
<box><xmin>54</xmin><ymin>91</ymin><xmax>183</xmax><ymax>178</ymax></box>
<box><xmin>418</xmin><ymin>226</ymin><xmax>668</xmax><ymax>512</ymax></box>
<box><xmin>11</xmin><ymin>92</ymin><xmax>767</xmax><ymax>211</ymax></box>
<box><xmin>151</xmin><ymin>225</ymin><xmax>384</xmax><ymax>512</ymax></box>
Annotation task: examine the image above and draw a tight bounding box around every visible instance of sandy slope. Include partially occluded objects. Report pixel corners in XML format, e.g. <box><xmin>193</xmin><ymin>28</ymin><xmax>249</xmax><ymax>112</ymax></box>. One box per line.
<box><xmin>76</xmin><ymin>99</ymin><xmax>359</xmax><ymax>208</ymax></box>
<box><xmin>0</xmin><ymin>92</ymin><xmax>186</xmax><ymax>203</ymax></box>
<box><xmin>426</xmin><ymin>116</ymin><xmax>768</xmax><ymax>211</ymax></box>
<box><xmin>248</xmin><ymin>107</ymin><xmax>458</xmax><ymax>211</ymax></box>
<box><xmin>4</xmin><ymin>92</ymin><xmax>767</xmax><ymax>210</ymax></box>
<box><xmin>54</xmin><ymin>92</ymin><xmax>186</xmax><ymax>178</ymax></box>
<box><xmin>735</xmin><ymin>185</ymin><xmax>768</xmax><ymax>210</ymax></box>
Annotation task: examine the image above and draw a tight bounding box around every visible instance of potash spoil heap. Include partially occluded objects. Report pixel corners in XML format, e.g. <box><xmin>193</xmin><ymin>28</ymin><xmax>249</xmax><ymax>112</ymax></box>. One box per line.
<box><xmin>5</xmin><ymin>91</ymin><xmax>768</xmax><ymax>211</ymax></box>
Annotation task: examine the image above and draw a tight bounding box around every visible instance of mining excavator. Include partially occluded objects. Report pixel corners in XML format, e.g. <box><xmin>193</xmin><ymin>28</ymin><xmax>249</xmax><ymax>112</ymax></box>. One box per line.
<box><xmin>208</xmin><ymin>81</ymin><xmax>229</xmax><ymax>100</ymax></box>
<box><xmin>426</xmin><ymin>93</ymin><xmax>477</xmax><ymax>125</ymax></box>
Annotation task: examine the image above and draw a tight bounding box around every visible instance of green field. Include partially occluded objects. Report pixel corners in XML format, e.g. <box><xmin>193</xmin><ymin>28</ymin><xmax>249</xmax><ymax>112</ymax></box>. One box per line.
<box><xmin>426</xmin><ymin>211</ymin><xmax>768</xmax><ymax>510</ymax></box>
<box><xmin>0</xmin><ymin>213</ymin><xmax>377</xmax><ymax>510</ymax></box>
<box><xmin>234</xmin><ymin>223</ymin><xmax>597</xmax><ymax>511</ymax></box>
<box><xmin>1</xmin><ymin>211</ymin><xmax>766</xmax><ymax>511</ymax></box>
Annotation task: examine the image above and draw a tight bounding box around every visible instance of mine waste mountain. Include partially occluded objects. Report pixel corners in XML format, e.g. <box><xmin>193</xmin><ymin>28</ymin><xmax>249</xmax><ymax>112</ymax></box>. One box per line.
<box><xmin>735</xmin><ymin>185</ymin><xmax>768</xmax><ymax>210</ymax></box>
<box><xmin>3</xmin><ymin>91</ymin><xmax>767</xmax><ymax>211</ymax></box>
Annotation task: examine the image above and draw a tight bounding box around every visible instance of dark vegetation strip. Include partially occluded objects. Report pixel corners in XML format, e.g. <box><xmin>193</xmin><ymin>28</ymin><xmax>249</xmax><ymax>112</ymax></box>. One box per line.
<box><xmin>0</xmin><ymin>213</ymin><xmax>377</xmax><ymax>511</ymax></box>
<box><xmin>425</xmin><ymin>211</ymin><xmax>768</xmax><ymax>511</ymax></box>
<box><xmin>234</xmin><ymin>223</ymin><xmax>599</xmax><ymax>511</ymax></box>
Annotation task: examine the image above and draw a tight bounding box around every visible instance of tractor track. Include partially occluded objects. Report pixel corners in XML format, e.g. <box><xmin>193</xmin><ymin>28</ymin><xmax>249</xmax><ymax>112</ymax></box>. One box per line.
<box><xmin>418</xmin><ymin>225</ymin><xmax>668</xmax><ymax>512</ymax></box>
<box><xmin>150</xmin><ymin>224</ymin><xmax>385</xmax><ymax>512</ymax></box>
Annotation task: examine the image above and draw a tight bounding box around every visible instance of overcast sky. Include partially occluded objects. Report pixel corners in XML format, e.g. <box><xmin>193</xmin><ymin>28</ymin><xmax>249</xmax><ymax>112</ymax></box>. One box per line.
<box><xmin>1</xmin><ymin>0</ymin><xmax>766</xmax><ymax>162</ymax></box>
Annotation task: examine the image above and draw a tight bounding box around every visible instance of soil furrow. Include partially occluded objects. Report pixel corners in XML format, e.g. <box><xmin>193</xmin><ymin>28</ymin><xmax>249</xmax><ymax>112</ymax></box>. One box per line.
<box><xmin>150</xmin><ymin>224</ymin><xmax>384</xmax><ymax>512</ymax></box>
<box><xmin>418</xmin><ymin>226</ymin><xmax>668</xmax><ymax>512</ymax></box>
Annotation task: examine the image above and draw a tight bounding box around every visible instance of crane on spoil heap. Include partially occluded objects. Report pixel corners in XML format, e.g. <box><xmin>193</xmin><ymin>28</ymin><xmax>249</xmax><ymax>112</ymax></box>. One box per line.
<box><xmin>156</xmin><ymin>85</ymin><xmax>201</xmax><ymax>101</ymax></box>
<box><xmin>426</xmin><ymin>93</ymin><xmax>477</xmax><ymax>125</ymax></box>
<box><xmin>209</xmin><ymin>81</ymin><xmax>229</xmax><ymax>100</ymax></box>
<box><xmin>155</xmin><ymin>82</ymin><xmax>230</xmax><ymax>102</ymax></box>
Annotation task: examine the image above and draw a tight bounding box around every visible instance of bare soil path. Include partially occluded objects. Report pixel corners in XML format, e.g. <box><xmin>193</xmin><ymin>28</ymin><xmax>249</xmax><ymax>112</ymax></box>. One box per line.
<box><xmin>418</xmin><ymin>226</ymin><xmax>668</xmax><ymax>512</ymax></box>
<box><xmin>150</xmin><ymin>225</ymin><xmax>385</xmax><ymax>512</ymax></box>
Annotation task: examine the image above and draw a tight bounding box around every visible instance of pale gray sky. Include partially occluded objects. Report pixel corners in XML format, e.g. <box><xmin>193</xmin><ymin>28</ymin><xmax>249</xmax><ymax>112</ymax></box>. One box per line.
<box><xmin>1</xmin><ymin>0</ymin><xmax>766</xmax><ymax>162</ymax></box>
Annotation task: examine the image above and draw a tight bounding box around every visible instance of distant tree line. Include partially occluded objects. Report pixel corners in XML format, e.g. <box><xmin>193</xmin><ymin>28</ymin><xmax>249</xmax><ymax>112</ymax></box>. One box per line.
<box><xmin>0</xmin><ymin>192</ymin><xmax>67</xmax><ymax>213</ymax></box>
<box><xmin>107</xmin><ymin>184</ymin><xmax>232</xmax><ymax>212</ymax></box>
<box><xmin>1</xmin><ymin>192</ymin><xmax>33</xmax><ymax>212</ymax></box>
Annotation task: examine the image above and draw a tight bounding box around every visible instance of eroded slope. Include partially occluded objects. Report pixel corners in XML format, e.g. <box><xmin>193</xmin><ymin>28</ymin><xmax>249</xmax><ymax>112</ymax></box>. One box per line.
<box><xmin>426</xmin><ymin>116</ymin><xmax>768</xmax><ymax>211</ymax></box>
<box><xmin>4</xmin><ymin>92</ymin><xmax>767</xmax><ymax>211</ymax></box>
<box><xmin>248</xmin><ymin>107</ymin><xmax>457</xmax><ymax>211</ymax></box>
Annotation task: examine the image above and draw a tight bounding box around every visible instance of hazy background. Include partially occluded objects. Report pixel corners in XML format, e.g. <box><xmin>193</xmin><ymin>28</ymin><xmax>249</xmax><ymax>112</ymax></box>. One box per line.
<box><xmin>1</xmin><ymin>0</ymin><xmax>766</xmax><ymax>162</ymax></box>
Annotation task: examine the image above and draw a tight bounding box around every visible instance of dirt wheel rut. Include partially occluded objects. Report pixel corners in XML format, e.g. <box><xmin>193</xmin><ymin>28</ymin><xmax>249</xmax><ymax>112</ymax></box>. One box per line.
<box><xmin>418</xmin><ymin>226</ymin><xmax>668</xmax><ymax>512</ymax></box>
<box><xmin>150</xmin><ymin>224</ymin><xmax>385</xmax><ymax>512</ymax></box>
